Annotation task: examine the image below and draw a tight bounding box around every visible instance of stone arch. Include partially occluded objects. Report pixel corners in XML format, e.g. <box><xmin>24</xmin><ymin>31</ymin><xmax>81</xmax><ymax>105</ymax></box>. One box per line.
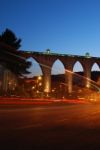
<box><xmin>51</xmin><ymin>59</ymin><xmax>65</xmax><ymax>75</ymax></box>
<box><xmin>51</xmin><ymin>59</ymin><xmax>65</xmax><ymax>98</ymax></box>
<box><xmin>91</xmin><ymin>62</ymin><xmax>100</xmax><ymax>82</ymax></box>
<box><xmin>73</xmin><ymin>61</ymin><xmax>84</xmax><ymax>73</ymax></box>
<box><xmin>26</xmin><ymin>57</ymin><xmax>43</xmax><ymax>77</ymax></box>
<box><xmin>25</xmin><ymin>57</ymin><xmax>44</xmax><ymax>97</ymax></box>
<box><xmin>72</xmin><ymin>61</ymin><xmax>84</xmax><ymax>88</ymax></box>
<box><xmin>91</xmin><ymin>62</ymin><xmax>100</xmax><ymax>71</ymax></box>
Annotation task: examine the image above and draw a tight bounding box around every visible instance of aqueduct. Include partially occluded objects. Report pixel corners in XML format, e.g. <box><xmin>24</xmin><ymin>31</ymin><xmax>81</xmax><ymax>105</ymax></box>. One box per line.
<box><xmin>20</xmin><ymin>50</ymin><xmax>100</xmax><ymax>94</ymax></box>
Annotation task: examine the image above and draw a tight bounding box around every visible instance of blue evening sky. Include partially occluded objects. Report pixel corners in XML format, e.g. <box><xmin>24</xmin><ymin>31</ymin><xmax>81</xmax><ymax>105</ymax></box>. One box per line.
<box><xmin>0</xmin><ymin>0</ymin><xmax>100</xmax><ymax>76</ymax></box>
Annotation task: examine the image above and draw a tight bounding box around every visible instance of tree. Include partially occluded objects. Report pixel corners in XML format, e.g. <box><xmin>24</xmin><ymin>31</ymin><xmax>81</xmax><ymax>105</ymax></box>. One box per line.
<box><xmin>0</xmin><ymin>28</ymin><xmax>21</xmax><ymax>49</ymax></box>
<box><xmin>0</xmin><ymin>28</ymin><xmax>31</xmax><ymax>77</ymax></box>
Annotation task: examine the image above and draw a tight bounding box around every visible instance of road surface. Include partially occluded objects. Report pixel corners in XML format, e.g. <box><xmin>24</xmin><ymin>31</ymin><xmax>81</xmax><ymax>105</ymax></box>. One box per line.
<box><xmin>0</xmin><ymin>103</ymin><xmax>100</xmax><ymax>150</ymax></box>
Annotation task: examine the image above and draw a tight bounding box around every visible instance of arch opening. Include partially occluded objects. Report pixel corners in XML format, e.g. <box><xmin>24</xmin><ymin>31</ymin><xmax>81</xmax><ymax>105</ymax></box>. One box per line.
<box><xmin>51</xmin><ymin>59</ymin><xmax>65</xmax><ymax>75</ymax></box>
<box><xmin>26</xmin><ymin>57</ymin><xmax>43</xmax><ymax>77</ymax></box>
<box><xmin>73</xmin><ymin>61</ymin><xmax>83</xmax><ymax>73</ymax></box>
<box><xmin>22</xmin><ymin>57</ymin><xmax>43</xmax><ymax>98</ymax></box>
<box><xmin>51</xmin><ymin>59</ymin><xmax>65</xmax><ymax>98</ymax></box>
<box><xmin>72</xmin><ymin>61</ymin><xmax>85</xmax><ymax>94</ymax></box>
<box><xmin>91</xmin><ymin>63</ymin><xmax>100</xmax><ymax>82</ymax></box>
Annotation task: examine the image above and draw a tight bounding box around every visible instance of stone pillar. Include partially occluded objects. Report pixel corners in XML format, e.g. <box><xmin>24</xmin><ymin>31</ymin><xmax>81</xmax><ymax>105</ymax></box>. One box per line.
<box><xmin>3</xmin><ymin>69</ymin><xmax>9</xmax><ymax>92</ymax></box>
<box><xmin>84</xmin><ymin>67</ymin><xmax>91</xmax><ymax>88</ymax></box>
<box><xmin>65</xmin><ymin>65</ymin><xmax>73</xmax><ymax>94</ymax></box>
<box><xmin>42</xmin><ymin>66</ymin><xmax>51</xmax><ymax>97</ymax></box>
<box><xmin>0</xmin><ymin>65</ymin><xmax>5</xmax><ymax>93</ymax></box>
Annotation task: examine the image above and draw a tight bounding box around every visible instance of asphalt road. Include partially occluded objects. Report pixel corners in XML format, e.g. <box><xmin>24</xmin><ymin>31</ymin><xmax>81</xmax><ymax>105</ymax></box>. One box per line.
<box><xmin>0</xmin><ymin>103</ymin><xmax>100</xmax><ymax>150</ymax></box>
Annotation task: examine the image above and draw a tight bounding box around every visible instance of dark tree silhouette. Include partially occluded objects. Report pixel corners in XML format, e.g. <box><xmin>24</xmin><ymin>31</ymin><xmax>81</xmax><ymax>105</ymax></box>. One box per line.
<box><xmin>0</xmin><ymin>28</ymin><xmax>21</xmax><ymax>49</ymax></box>
<box><xmin>0</xmin><ymin>28</ymin><xmax>31</xmax><ymax>76</ymax></box>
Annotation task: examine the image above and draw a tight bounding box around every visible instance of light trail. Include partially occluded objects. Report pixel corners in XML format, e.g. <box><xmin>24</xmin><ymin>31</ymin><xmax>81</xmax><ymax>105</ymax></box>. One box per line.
<box><xmin>33</xmin><ymin>61</ymin><xmax>100</xmax><ymax>92</ymax></box>
<box><xmin>65</xmin><ymin>69</ymin><xmax>100</xmax><ymax>92</ymax></box>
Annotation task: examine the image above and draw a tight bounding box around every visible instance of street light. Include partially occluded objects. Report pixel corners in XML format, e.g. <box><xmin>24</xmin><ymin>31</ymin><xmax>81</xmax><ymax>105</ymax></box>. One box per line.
<box><xmin>38</xmin><ymin>76</ymin><xmax>42</xmax><ymax>81</ymax></box>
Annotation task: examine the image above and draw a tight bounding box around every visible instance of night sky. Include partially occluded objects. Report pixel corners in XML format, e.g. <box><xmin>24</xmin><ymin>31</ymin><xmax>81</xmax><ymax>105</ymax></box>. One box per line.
<box><xmin>0</xmin><ymin>0</ymin><xmax>100</xmax><ymax>76</ymax></box>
